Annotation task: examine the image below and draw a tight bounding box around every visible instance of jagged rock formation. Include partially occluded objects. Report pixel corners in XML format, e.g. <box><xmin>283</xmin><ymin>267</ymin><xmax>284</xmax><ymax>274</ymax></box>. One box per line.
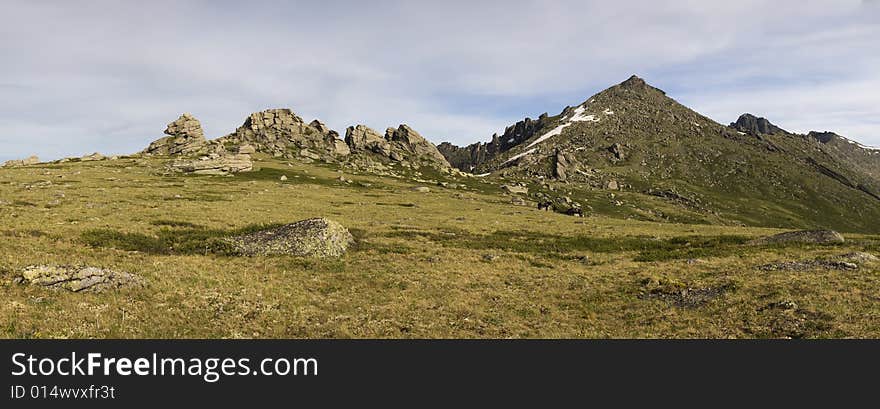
<box><xmin>214</xmin><ymin>109</ymin><xmax>348</xmax><ymax>161</ymax></box>
<box><xmin>227</xmin><ymin>218</ymin><xmax>354</xmax><ymax>258</ymax></box>
<box><xmin>15</xmin><ymin>265</ymin><xmax>145</xmax><ymax>293</ymax></box>
<box><xmin>143</xmin><ymin>113</ymin><xmax>208</xmax><ymax>156</ymax></box>
<box><xmin>2</xmin><ymin>155</ymin><xmax>39</xmax><ymax>167</ymax></box>
<box><xmin>344</xmin><ymin>124</ymin><xmax>450</xmax><ymax>169</ymax></box>
<box><xmin>436</xmin><ymin>74</ymin><xmax>880</xmax><ymax>233</ymax></box>
<box><xmin>437</xmin><ymin>114</ymin><xmax>551</xmax><ymax>172</ymax></box>
<box><xmin>730</xmin><ymin>114</ymin><xmax>786</xmax><ymax>135</ymax></box>
<box><xmin>346</xmin><ymin>125</ymin><xmax>391</xmax><ymax>156</ymax></box>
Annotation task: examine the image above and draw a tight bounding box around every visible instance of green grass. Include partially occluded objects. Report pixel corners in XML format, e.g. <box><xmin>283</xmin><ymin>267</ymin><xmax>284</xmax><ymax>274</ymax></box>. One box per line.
<box><xmin>81</xmin><ymin>224</ymin><xmax>285</xmax><ymax>256</ymax></box>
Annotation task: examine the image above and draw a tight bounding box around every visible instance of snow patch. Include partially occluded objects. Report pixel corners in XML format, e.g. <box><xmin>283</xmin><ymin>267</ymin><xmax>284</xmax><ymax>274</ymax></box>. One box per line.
<box><xmin>603</xmin><ymin>109</ymin><xmax>614</xmax><ymax>115</ymax></box>
<box><xmin>525</xmin><ymin>123</ymin><xmax>572</xmax><ymax>149</ymax></box>
<box><xmin>503</xmin><ymin>148</ymin><xmax>537</xmax><ymax>165</ymax></box>
<box><xmin>474</xmin><ymin>173</ymin><xmax>490</xmax><ymax>177</ymax></box>
<box><xmin>523</xmin><ymin>104</ymin><xmax>601</xmax><ymax>150</ymax></box>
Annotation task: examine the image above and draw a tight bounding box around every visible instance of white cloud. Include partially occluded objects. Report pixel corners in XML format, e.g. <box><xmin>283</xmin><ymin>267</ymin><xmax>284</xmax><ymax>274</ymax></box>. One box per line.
<box><xmin>0</xmin><ymin>0</ymin><xmax>877</xmax><ymax>160</ymax></box>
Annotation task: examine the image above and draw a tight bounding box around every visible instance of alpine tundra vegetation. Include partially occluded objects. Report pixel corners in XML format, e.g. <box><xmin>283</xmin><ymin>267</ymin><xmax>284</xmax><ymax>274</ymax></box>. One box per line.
<box><xmin>1</xmin><ymin>76</ymin><xmax>879</xmax><ymax>339</ymax></box>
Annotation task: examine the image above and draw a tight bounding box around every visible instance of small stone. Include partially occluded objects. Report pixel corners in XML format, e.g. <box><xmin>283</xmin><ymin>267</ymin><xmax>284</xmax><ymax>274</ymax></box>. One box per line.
<box><xmin>482</xmin><ymin>254</ymin><xmax>499</xmax><ymax>262</ymax></box>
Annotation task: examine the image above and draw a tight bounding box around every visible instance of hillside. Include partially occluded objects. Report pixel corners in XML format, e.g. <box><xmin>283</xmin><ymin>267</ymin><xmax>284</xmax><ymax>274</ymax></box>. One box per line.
<box><xmin>439</xmin><ymin>76</ymin><xmax>880</xmax><ymax>233</ymax></box>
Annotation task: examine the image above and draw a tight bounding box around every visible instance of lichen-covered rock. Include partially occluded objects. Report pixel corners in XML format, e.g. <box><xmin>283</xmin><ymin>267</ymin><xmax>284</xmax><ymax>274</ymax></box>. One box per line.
<box><xmin>837</xmin><ymin>252</ymin><xmax>878</xmax><ymax>263</ymax></box>
<box><xmin>143</xmin><ymin>113</ymin><xmax>208</xmax><ymax>156</ymax></box>
<box><xmin>227</xmin><ymin>218</ymin><xmax>354</xmax><ymax>257</ymax></box>
<box><xmin>749</xmin><ymin>230</ymin><xmax>845</xmax><ymax>245</ymax></box>
<box><xmin>15</xmin><ymin>265</ymin><xmax>145</xmax><ymax>293</ymax></box>
<box><xmin>170</xmin><ymin>153</ymin><xmax>253</xmax><ymax>175</ymax></box>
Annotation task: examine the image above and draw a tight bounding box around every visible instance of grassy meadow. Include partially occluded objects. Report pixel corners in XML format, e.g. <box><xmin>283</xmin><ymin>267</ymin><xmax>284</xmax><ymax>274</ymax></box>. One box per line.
<box><xmin>1</xmin><ymin>156</ymin><xmax>878</xmax><ymax>338</ymax></box>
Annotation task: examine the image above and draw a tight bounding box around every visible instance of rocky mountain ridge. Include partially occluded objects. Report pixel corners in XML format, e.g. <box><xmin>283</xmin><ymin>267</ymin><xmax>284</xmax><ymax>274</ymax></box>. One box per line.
<box><xmin>436</xmin><ymin>75</ymin><xmax>880</xmax><ymax>232</ymax></box>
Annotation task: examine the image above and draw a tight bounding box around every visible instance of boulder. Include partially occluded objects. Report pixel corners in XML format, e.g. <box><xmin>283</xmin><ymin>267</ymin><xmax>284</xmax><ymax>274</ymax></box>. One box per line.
<box><xmin>3</xmin><ymin>155</ymin><xmax>40</xmax><ymax>167</ymax></box>
<box><xmin>81</xmin><ymin>152</ymin><xmax>105</xmax><ymax>162</ymax></box>
<box><xmin>837</xmin><ymin>252</ymin><xmax>878</xmax><ymax>263</ymax></box>
<box><xmin>501</xmin><ymin>184</ymin><xmax>529</xmax><ymax>195</ymax></box>
<box><xmin>15</xmin><ymin>265</ymin><xmax>145</xmax><ymax>293</ymax></box>
<box><xmin>749</xmin><ymin>230</ymin><xmax>845</xmax><ymax>245</ymax></box>
<box><xmin>171</xmin><ymin>154</ymin><xmax>253</xmax><ymax>175</ymax></box>
<box><xmin>143</xmin><ymin>113</ymin><xmax>208</xmax><ymax>156</ymax></box>
<box><xmin>227</xmin><ymin>218</ymin><xmax>354</xmax><ymax>257</ymax></box>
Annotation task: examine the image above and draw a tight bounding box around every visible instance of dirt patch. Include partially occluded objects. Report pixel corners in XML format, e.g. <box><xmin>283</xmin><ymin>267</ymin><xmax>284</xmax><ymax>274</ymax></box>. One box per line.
<box><xmin>638</xmin><ymin>277</ymin><xmax>735</xmax><ymax>308</ymax></box>
<box><xmin>749</xmin><ymin>301</ymin><xmax>834</xmax><ymax>339</ymax></box>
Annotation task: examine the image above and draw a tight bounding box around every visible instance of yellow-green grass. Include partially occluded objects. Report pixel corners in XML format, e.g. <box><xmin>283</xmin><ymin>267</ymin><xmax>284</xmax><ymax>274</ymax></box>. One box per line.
<box><xmin>0</xmin><ymin>158</ymin><xmax>878</xmax><ymax>338</ymax></box>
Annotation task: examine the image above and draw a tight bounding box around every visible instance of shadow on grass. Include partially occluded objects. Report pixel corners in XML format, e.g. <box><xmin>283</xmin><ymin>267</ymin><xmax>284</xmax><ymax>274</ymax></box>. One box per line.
<box><xmin>384</xmin><ymin>229</ymin><xmax>849</xmax><ymax>261</ymax></box>
<box><xmin>81</xmin><ymin>223</ymin><xmax>284</xmax><ymax>256</ymax></box>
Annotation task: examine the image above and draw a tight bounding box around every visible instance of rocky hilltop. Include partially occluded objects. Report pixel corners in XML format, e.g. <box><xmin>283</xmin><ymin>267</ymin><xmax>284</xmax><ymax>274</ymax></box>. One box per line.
<box><xmin>729</xmin><ymin>113</ymin><xmax>786</xmax><ymax>135</ymax></box>
<box><xmin>140</xmin><ymin>108</ymin><xmax>450</xmax><ymax>174</ymax></box>
<box><xmin>437</xmin><ymin>75</ymin><xmax>880</xmax><ymax>232</ymax></box>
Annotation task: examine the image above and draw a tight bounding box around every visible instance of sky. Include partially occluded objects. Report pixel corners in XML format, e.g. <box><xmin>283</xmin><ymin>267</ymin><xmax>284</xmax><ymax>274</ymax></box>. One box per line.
<box><xmin>1</xmin><ymin>0</ymin><xmax>878</xmax><ymax>161</ymax></box>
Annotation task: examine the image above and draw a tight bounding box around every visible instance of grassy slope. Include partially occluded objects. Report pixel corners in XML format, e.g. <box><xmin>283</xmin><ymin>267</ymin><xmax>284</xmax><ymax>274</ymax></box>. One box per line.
<box><xmin>0</xmin><ymin>158</ymin><xmax>878</xmax><ymax>338</ymax></box>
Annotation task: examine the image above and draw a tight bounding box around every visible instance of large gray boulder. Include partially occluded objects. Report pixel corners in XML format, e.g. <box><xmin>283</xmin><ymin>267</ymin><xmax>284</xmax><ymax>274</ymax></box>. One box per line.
<box><xmin>749</xmin><ymin>230</ymin><xmax>845</xmax><ymax>245</ymax></box>
<box><xmin>227</xmin><ymin>218</ymin><xmax>354</xmax><ymax>258</ymax></box>
<box><xmin>171</xmin><ymin>153</ymin><xmax>253</xmax><ymax>175</ymax></box>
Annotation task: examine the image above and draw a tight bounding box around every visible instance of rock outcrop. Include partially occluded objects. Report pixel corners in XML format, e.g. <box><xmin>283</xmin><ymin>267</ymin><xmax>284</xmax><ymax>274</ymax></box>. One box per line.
<box><xmin>438</xmin><ymin>114</ymin><xmax>551</xmax><ymax>172</ymax></box>
<box><xmin>143</xmin><ymin>113</ymin><xmax>208</xmax><ymax>156</ymax></box>
<box><xmin>344</xmin><ymin>124</ymin><xmax>450</xmax><ymax>169</ymax></box>
<box><xmin>14</xmin><ymin>265</ymin><xmax>145</xmax><ymax>293</ymax></box>
<box><xmin>215</xmin><ymin>109</ymin><xmax>348</xmax><ymax>160</ymax></box>
<box><xmin>2</xmin><ymin>155</ymin><xmax>40</xmax><ymax>167</ymax></box>
<box><xmin>170</xmin><ymin>151</ymin><xmax>254</xmax><ymax>175</ymax></box>
<box><xmin>227</xmin><ymin>218</ymin><xmax>354</xmax><ymax>257</ymax></box>
<box><xmin>730</xmin><ymin>114</ymin><xmax>786</xmax><ymax>135</ymax></box>
<box><xmin>345</xmin><ymin>125</ymin><xmax>391</xmax><ymax>156</ymax></box>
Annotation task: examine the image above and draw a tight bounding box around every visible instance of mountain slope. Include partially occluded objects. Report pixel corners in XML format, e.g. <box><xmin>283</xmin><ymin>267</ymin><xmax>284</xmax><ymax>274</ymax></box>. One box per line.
<box><xmin>439</xmin><ymin>75</ymin><xmax>880</xmax><ymax>233</ymax></box>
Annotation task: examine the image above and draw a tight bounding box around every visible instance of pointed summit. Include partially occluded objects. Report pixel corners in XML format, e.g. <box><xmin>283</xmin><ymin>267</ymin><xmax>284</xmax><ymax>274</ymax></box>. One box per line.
<box><xmin>620</xmin><ymin>75</ymin><xmax>647</xmax><ymax>88</ymax></box>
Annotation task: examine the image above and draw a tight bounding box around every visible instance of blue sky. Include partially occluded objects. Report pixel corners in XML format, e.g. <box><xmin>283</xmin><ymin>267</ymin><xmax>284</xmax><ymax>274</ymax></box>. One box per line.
<box><xmin>1</xmin><ymin>0</ymin><xmax>878</xmax><ymax>161</ymax></box>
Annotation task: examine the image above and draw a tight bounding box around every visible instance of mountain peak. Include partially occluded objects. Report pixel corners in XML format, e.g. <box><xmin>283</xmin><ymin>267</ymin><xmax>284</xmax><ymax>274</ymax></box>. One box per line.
<box><xmin>612</xmin><ymin>74</ymin><xmax>666</xmax><ymax>96</ymax></box>
<box><xmin>620</xmin><ymin>75</ymin><xmax>647</xmax><ymax>88</ymax></box>
<box><xmin>730</xmin><ymin>113</ymin><xmax>786</xmax><ymax>135</ymax></box>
